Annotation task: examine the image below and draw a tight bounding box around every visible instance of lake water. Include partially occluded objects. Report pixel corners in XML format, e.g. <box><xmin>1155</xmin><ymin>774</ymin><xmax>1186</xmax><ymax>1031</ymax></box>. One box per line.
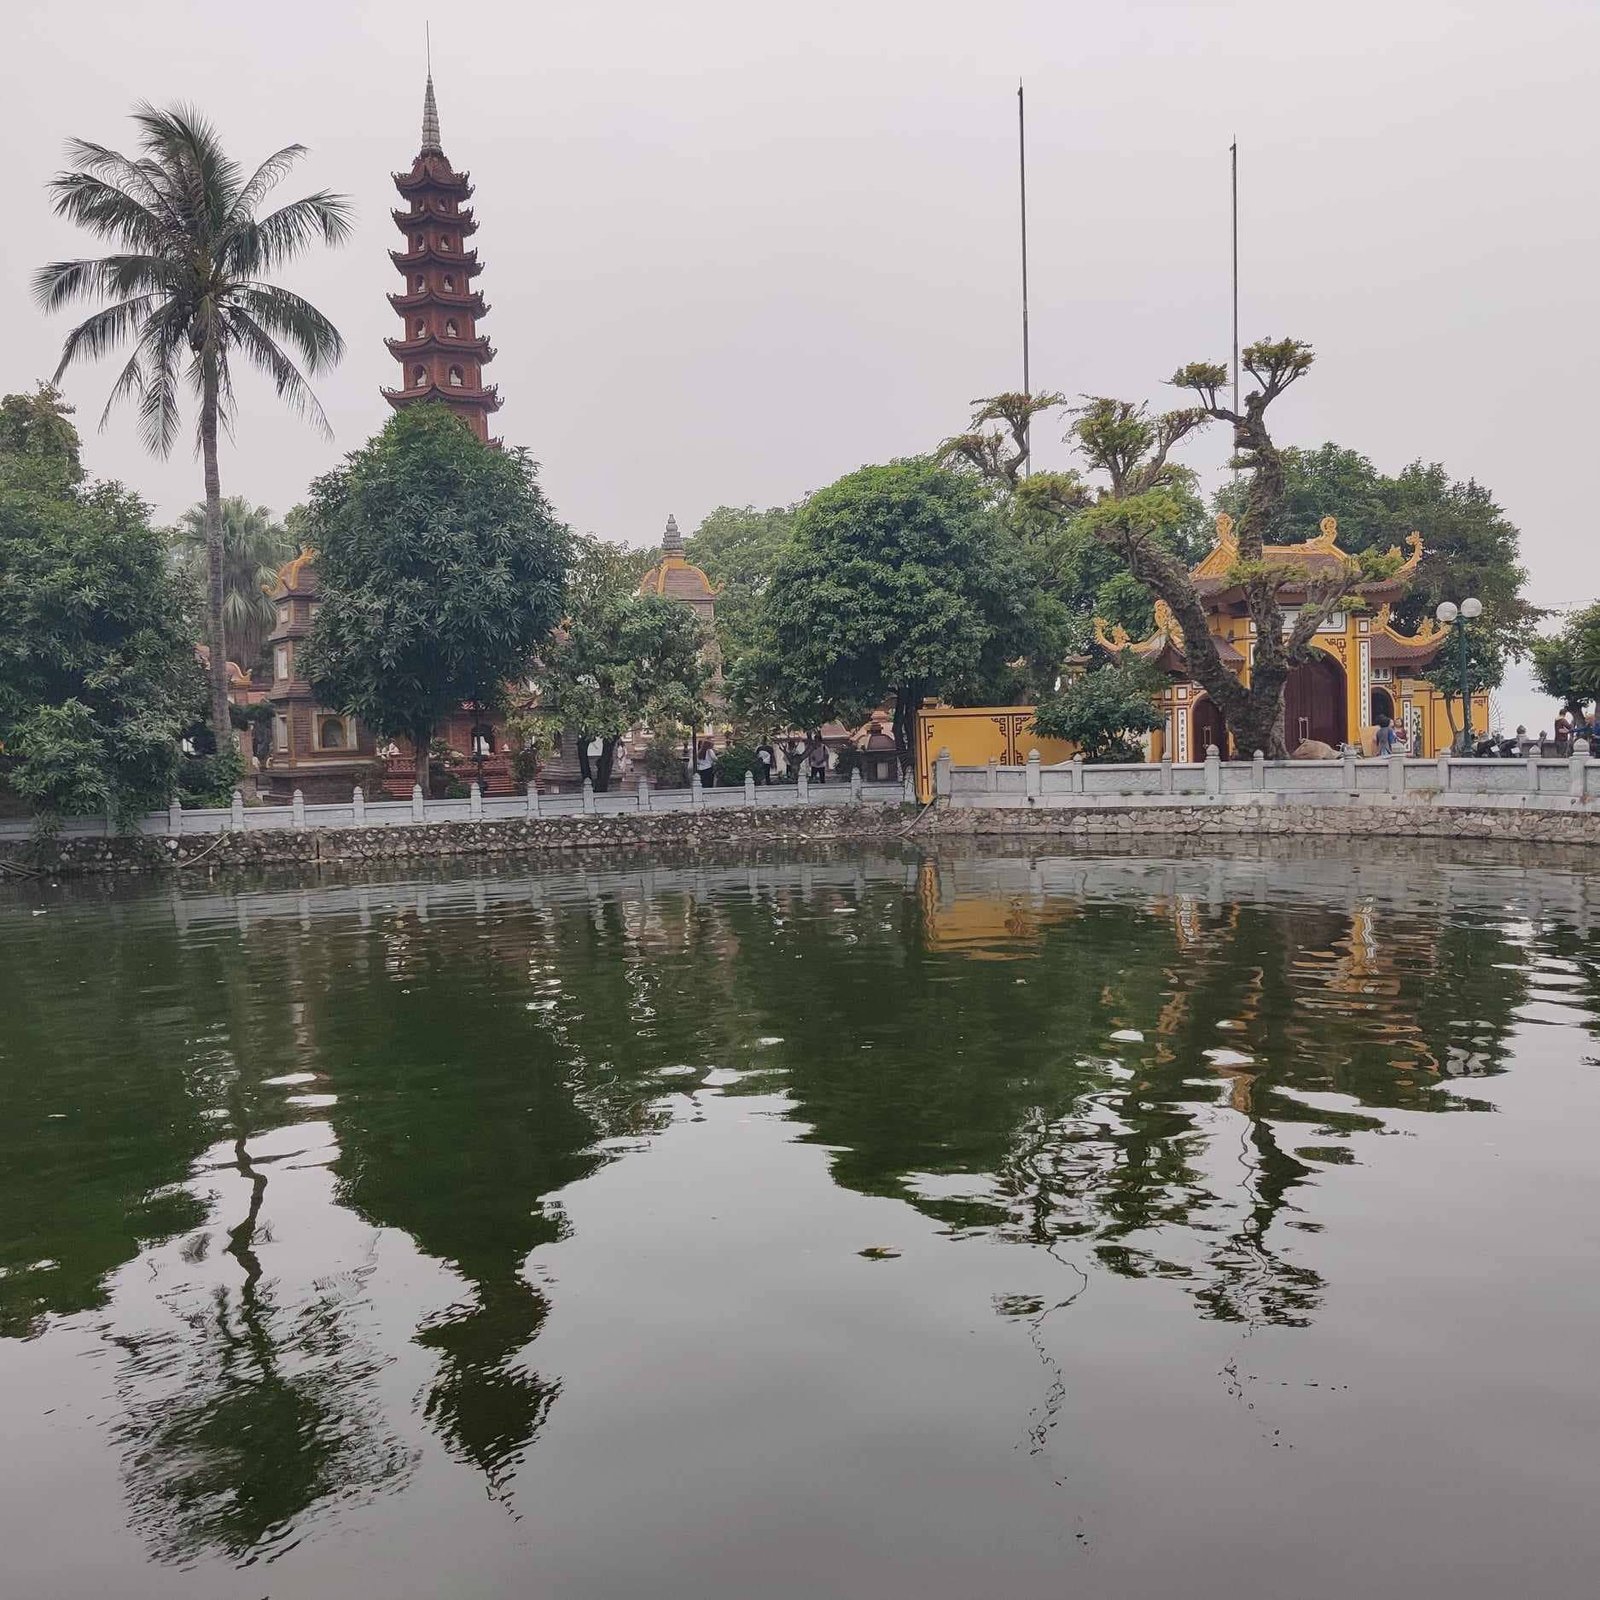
<box><xmin>2</xmin><ymin>844</ymin><xmax>1598</xmax><ymax>1599</ymax></box>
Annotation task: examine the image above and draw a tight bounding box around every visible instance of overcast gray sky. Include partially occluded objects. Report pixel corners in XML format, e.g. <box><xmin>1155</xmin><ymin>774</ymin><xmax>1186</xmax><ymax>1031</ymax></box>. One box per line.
<box><xmin>8</xmin><ymin>0</ymin><xmax>1595</xmax><ymax>722</ymax></box>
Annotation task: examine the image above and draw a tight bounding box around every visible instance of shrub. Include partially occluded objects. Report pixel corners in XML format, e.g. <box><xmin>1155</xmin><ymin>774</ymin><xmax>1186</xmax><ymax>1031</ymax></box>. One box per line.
<box><xmin>714</xmin><ymin>741</ymin><xmax>761</xmax><ymax>785</ymax></box>
<box><xmin>640</xmin><ymin>742</ymin><xmax>689</xmax><ymax>789</ymax></box>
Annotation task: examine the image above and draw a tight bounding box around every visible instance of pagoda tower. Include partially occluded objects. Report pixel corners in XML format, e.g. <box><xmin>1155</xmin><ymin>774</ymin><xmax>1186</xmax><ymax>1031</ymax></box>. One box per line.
<box><xmin>383</xmin><ymin>75</ymin><xmax>500</xmax><ymax>442</ymax></box>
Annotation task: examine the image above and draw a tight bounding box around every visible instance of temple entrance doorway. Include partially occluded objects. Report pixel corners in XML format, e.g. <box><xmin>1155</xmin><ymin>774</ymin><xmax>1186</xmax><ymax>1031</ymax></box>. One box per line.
<box><xmin>1191</xmin><ymin>696</ymin><xmax>1227</xmax><ymax>760</ymax></box>
<box><xmin>1370</xmin><ymin>686</ymin><xmax>1396</xmax><ymax>726</ymax></box>
<box><xmin>1284</xmin><ymin>653</ymin><xmax>1348</xmax><ymax>748</ymax></box>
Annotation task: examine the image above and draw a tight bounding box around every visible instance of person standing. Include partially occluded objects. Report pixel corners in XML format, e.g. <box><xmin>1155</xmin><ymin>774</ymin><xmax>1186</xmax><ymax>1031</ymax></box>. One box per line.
<box><xmin>1375</xmin><ymin>714</ymin><xmax>1405</xmax><ymax>756</ymax></box>
<box><xmin>755</xmin><ymin>742</ymin><xmax>774</xmax><ymax>785</ymax></box>
<box><xmin>808</xmin><ymin>737</ymin><xmax>829</xmax><ymax>784</ymax></box>
<box><xmin>696</xmin><ymin>740</ymin><xmax>718</xmax><ymax>788</ymax></box>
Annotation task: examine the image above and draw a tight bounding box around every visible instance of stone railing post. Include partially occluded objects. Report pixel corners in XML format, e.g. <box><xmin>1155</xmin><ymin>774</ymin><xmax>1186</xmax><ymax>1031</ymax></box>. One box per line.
<box><xmin>1570</xmin><ymin>739</ymin><xmax>1589</xmax><ymax>798</ymax></box>
<box><xmin>1389</xmin><ymin>751</ymin><xmax>1407</xmax><ymax>796</ymax></box>
<box><xmin>640</xmin><ymin>776</ymin><xmax>653</xmax><ymax>812</ymax></box>
<box><xmin>1342</xmin><ymin>745</ymin><xmax>1359</xmax><ymax>794</ymax></box>
<box><xmin>1070</xmin><ymin>753</ymin><xmax>1085</xmax><ymax>795</ymax></box>
<box><xmin>526</xmin><ymin>781</ymin><xmax>540</xmax><ymax>818</ymax></box>
<box><xmin>1436</xmin><ymin>751</ymin><xmax>1451</xmax><ymax>793</ymax></box>
<box><xmin>411</xmin><ymin>783</ymin><xmax>425</xmax><ymax>823</ymax></box>
<box><xmin>933</xmin><ymin>748</ymin><xmax>952</xmax><ymax>801</ymax></box>
<box><xmin>1252</xmin><ymin>749</ymin><xmax>1266</xmax><ymax>791</ymax></box>
<box><xmin>745</xmin><ymin>772</ymin><xmax>757</xmax><ymax>806</ymax></box>
<box><xmin>902</xmin><ymin>767</ymin><xmax>916</xmax><ymax>803</ymax></box>
<box><xmin>469</xmin><ymin>781</ymin><xmax>483</xmax><ymax>819</ymax></box>
<box><xmin>168</xmin><ymin>797</ymin><xmax>183</xmax><ymax>835</ymax></box>
<box><xmin>291</xmin><ymin>789</ymin><xmax>306</xmax><ymax>828</ymax></box>
<box><xmin>1160</xmin><ymin>752</ymin><xmax>1173</xmax><ymax>794</ymax></box>
<box><xmin>797</xmin><ymin>765</ymin><xmax>811</xmax><ymax>803</ymax></box>
<box><xmin>582</xmin><ymin>778</ymin><xmax>597</xmax><ymax>815</ymax></box>
<box><xmin>1204</xmin><ymin>745</ymin><xmax>1221</xmax><ymax>797</ymax></box>
<box><xmin>1025</xmin><ymin>750</ymin><xmax>1042</xmax><ymax>801</ymax></box>
<box><xmin>231</xmin><ymin>789</ymin><xmax>246</xmax><ymax>829</ymax></box>
<box><xmin>352</xmin><ymin>785</ymin><xmax>365</xmax><ymax>824</ymax></box>
<box><xmin>985</xmin><ymin>758</ymin><xmax>999</xmax><ymax>793</ymax></box>
<box><xmin>850</xmin><ymin>768</ymin><xmax>863</xmax><ymax>802</ymax></box>
<box><xmin>690</xmin><ymin>772</ymin><xmax>703</xmax><ymax>809</ymax></box>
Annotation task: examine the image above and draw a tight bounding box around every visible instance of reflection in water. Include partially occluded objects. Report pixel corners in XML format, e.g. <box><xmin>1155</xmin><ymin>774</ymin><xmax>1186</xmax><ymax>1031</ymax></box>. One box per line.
<box><xmin>1</xmin><ymin>845</ymin><xmax>1598</xmax><ymax>1592</ymax></box>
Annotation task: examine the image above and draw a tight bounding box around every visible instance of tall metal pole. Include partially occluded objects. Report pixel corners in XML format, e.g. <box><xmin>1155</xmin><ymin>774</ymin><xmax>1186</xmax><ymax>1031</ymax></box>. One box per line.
<box><xmin>1018</xmin><ymin>79</ymin><xmax>1031</xmax><ymax>476</ymax></box>
<box><xmin>1458</xmin><ymin>617</ymin><xmax>1473</xmax><ymax>753</ymax></box>
<box><xmin>1230</xmin><ymin>138</ymin><xmax>1239</xmax><ymax>418</ymax></box>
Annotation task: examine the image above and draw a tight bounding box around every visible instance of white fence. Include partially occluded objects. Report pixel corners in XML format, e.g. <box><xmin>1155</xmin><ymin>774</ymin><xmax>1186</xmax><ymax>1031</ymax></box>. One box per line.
<box><xmin>932</xmin><ymin>742</ymin><xmax>1600</xmax><ymax>812</ymax></box>
<box><xmin>0</xmin><ymin>770</ymin><xmax>914</xmax><ymax>842</ymax></box>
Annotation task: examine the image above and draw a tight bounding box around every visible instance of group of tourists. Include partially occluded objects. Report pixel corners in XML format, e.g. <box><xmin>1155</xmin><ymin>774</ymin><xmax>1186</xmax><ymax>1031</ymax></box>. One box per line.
<box><xmin>1552</xmin><ymin>707</ymin><xmax>1597</xmax><ymax>752</ymax></box>
<box><xmin>690</xmin><ymin>735</ymin><xmax>835</xmax><ymax>788</ymax></box>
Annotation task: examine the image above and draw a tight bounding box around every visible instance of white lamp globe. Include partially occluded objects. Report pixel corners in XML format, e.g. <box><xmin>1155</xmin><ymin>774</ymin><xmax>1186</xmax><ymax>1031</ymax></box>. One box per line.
<box><xmin>1436</xmin><ymin>601</ymin><xmax>1459</xmax><ymax>624</ymax></box>
<box><xmin>1460</xmin><ymin>597</ymin><xmax>1483</xmax><ymax>619</ymax></box>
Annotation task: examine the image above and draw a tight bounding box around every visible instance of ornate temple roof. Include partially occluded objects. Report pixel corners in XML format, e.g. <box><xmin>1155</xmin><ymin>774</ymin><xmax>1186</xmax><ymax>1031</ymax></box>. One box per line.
<box><xmin>1192</xmin><ymin>513</ymin><xmax>1424</xmax><ymax>604</ymax></box>
<box><xmin>1096</xmin><ymin>513</ymin><xmax>1438</xmax><ymax>675</ymax></box>
<box><xmin>638</xmin><ymin>515</ymin><xmax>718</xmax><ymax>604</ymax></box>
<box><xmin>269</xmin><ymin>548</ymin><xmax>319</xmax><ymax>599</ymax></box>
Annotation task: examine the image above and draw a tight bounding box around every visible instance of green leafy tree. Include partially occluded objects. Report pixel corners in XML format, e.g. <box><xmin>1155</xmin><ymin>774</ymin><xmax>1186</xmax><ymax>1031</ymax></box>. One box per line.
<box><xmin>0</xmin><ymin>391</ymin><xmax>201</xmax><ymax>825</ymax></box>
<box><xmin>752</xmin><ymin>459</ymin><xmax>1019</xmax><ymax>762</ymax></box>
<box><xmin>300</xmin><ymin>405</ymin><xmax>571</xmax><ymax>796</ymax></box>
<box><xmin>36</xmin><ymin>103</ymin><xmax>351</xmax><ymax>752</ymax></box>
<box><xmin>531</xmin><ymin>537</ymin><xmax>710</xmax><ymax>790</ymax></box>
<box><xmin>0</xmin><ymin>384</ymin><xmax>85</xmax><ymax>495</ymax></box>
<box><xmin>1031</xmin><ymin>658</ymin><xmax>1167</xmax><ymax>762</ymax></box>
<box><xmin>1532</xmin><ymin>604</ymin><xmax>1600</xmax><ymax>716</ymax></box>
<box><xmin>685</xmin><ymin>503</ymin><xmax>797</xmax><ymax>667</ymax></box>
<box><xmin>170</xmin><ymin>496</ymin><xmax>294</xmax><ymax>670</ymax></box>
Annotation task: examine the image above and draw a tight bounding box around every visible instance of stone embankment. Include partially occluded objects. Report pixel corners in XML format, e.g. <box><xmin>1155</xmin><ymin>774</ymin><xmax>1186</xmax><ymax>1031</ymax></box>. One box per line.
<box><xmin>11</xmin><ymin>804</ymin><xmax>913</xmax><ymax>875</ymax></box>
<box><xmin>925</xmin><ymin>798</ymin><xmax>1600</xmax><ymax>845</ymax></box>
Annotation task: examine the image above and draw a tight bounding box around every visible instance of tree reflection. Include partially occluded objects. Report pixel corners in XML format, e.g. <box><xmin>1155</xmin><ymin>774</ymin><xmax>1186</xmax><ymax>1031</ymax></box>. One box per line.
<box><xmin>111</xmin><ymin>1131</ymin><xmax>413</xmax><ymax>1567</ymax></box>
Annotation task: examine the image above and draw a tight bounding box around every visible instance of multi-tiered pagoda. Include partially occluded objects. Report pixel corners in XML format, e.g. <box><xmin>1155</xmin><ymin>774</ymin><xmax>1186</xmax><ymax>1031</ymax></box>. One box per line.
<box><xmin>383</xmin><ymin>76</ymin><xmax>500</xmax><ymax>442</ymax></box>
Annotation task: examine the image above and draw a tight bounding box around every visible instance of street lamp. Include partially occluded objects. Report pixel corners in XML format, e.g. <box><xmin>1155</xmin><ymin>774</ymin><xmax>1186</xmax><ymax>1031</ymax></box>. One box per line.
<box><xmin>1436</xmin><ymin>597</ymin><xmax>1482</xmax><ymax>753</ymax></box>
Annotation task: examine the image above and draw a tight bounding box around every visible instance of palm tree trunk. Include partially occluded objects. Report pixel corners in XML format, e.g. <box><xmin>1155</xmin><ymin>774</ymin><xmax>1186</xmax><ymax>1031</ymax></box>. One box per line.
<box><xmin>200</xmin><ymin>363</ymin><xmax>232</xmax><ymax>753</ymax></box>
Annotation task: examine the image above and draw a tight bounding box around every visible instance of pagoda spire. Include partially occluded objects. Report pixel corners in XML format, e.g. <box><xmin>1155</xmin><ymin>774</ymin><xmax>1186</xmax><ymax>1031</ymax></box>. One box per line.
<box><xmin>383</xmin><ymin>73</ymin><xmax>501</xmax><ymax>444</ymax></box>
<box><xmin>420</xmin><ymin>74</ymin><xmax>442</xmax><ymax>155</ymax></box>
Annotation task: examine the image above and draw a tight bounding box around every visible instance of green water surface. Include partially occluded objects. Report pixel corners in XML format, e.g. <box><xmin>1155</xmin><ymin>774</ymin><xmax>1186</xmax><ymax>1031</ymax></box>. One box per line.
<box><xmin>2</xmin><ymin>845</ymin><xmax>1598</xmax><ymax>1598</ymax></box>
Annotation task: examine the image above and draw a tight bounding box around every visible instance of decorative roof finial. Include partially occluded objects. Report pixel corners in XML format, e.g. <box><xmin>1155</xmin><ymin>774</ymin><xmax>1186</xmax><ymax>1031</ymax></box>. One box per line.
<box><xmin>662</xmin><ymin>513</ymin><xmax>683</xmax><ymax>553</ymax></box>
<box><xmin>420</xmin><ymin>73</ymin><xmax>443</xmax><ymax>155</ymax></box>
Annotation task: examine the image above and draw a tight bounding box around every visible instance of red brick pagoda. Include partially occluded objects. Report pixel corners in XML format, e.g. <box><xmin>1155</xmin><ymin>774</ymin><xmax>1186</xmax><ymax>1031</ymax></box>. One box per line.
<box><xmin>382</xmin><ymin>75</ymin><xmax>500</xmax><ymax>442</ymax></box>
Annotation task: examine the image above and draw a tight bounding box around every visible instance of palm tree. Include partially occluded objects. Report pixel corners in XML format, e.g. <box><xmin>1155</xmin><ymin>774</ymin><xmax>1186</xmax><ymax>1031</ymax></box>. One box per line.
<box><xmin>34</xmin><ymin>104</ymin><xmax>351</xmax><ymax>750</ymax></box>
<box><xmin>171</xmin><ymin>497</ymin><xmax>295</xmax><ymax>671</ymax></box>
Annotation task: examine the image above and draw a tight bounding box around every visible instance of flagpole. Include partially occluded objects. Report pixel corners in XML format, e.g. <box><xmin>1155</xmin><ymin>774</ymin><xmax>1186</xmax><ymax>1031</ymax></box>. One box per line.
<box><xmin>1230</xmin><ymin>138</ymin><xmax>1239</xmax><ymax>418</ymax></box>
<box><xmin>1018</xmin><ymin>78</ymin><xmax>1031</xmax><ymax>476</ymax></box>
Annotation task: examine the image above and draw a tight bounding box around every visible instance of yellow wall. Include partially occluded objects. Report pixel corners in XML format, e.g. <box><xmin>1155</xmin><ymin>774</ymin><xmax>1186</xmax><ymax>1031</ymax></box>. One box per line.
<box><xmin>914</xmin><ymin>706</ymin><xmax>1076</xmax><ymax>802</ymax></box>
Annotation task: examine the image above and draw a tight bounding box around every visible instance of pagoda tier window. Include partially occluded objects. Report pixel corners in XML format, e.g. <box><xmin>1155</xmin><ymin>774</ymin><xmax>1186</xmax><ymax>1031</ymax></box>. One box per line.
<box><xmin>445</xmin><ymin>319</ymin><xmax>459</xmax><ymax>338</ymax></box>
<box><xmin>273</xmin><ymin>715</ymin><xmax>289</xmax><ymax>754</ymax></box>
<box><xmin>442</xmin><ymin>275</ymin><xmax>455</xmax><ymax>291</ymax></box>
<box><xmin>413</xmin><ymin>276</ymin><xmax>424</xmax><ymax>292</ymax></box>
<box><xmin>316</xmin><ymin>714</ymin><xmax>352</xmax><ymax>751</ymax></box>
<box><xmin>274</xmin><ymin>643</ymin><xmax>291</xmax><ymax>682</ymax></box>
<box><xmin>448</xmin><ymin>366</ymin><xmax>464</xmax><ymax>387</ymax></box>
<box><xmin>412</xmin><ymin>233</ymin><xmax>424</xmax><ymax>251</ymax></box>
<box><xmin>439</xmin><ymin>236</ymin><xmax>452</xmax><ymax>251</ymax></box>
<box><xmin>414</xmin><ymin>320</ymin><xmax>426</xmax><ymax>339</ymax></box>
<box><xmin>470</xmin><ymin>724</ymin><xmax>496</xmax><ymax>757</ymax></box>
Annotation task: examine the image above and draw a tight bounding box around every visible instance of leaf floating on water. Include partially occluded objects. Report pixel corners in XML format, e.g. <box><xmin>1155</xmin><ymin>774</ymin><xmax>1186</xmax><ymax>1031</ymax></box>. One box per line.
<box><xmin>858</xmin><ymin>1246</ymin><xmax>901</xmax><ymax>1260</ymax></box>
